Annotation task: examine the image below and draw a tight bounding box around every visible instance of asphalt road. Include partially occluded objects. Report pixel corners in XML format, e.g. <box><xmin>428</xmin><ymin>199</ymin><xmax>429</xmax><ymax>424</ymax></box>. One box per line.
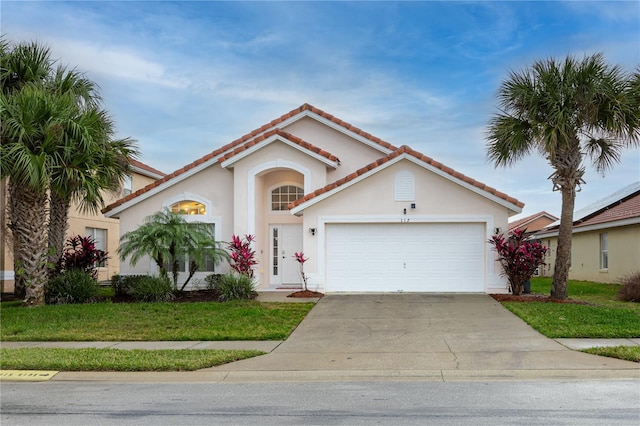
<box><xmin>2</xmin><ymin>380</ymin><xmax>639</xmax><ymax>425</ymax></box>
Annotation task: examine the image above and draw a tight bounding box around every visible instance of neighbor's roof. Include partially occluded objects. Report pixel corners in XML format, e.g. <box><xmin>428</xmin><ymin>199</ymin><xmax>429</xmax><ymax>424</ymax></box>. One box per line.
<box><xmin>289</xmin><ymin>145</ymin><xmax>524</xmax><ymax>212</ymax></box>
<box><xmin>103</xmin><ymin>103</ymin><xmax>395</xmax><ymax>215</ymax></box>
<box><xmin>130</xmin><ymin>159</ymin><xmax>166</xmax><ymax>179</ymax></box>
<box><xmin>508</xmin><ymin>211</ymin><xmax>558</xmax><ymax>233</ymax></box>
<box><xmin>536</xmin><ymin>182</ymin><xmax>640</xmax><ymax>236</ymax></box>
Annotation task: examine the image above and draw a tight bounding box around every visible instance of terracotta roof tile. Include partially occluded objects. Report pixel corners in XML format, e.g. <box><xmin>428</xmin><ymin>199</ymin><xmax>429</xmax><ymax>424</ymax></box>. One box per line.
<box><xmin>576</xmin><ymin>192</ymin><xmax>640</xmax><ymax>227</ymax></box>
<box><xmin>289</xmin><ymin>145</ymin><xmax>524</xmax><ymax>210</ymax></box>
<box><xmin>130</xmin><ymin>159</ymin><xmax>166</xmax><ymax>177</ymax></box>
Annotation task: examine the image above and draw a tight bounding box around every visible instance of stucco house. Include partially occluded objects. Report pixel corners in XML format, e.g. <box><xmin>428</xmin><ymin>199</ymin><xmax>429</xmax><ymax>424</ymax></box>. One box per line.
<box><xmin>535</xmin><ymin>182</ymin><xmax>640</xmax><ymax>283</ymax></box>
<box><xmin>103</xmin><ymin>104</ymin><xmax>524</xmax><ymax>293</ymax></box>
<box><xmin>0</xmin><ymin>159</ymin><xmax>165</xmax><ymax>292</ymax></box>
<box><xmin>508</xmin><ymin>211</ymin><xmax>558</xmax><ymax>237</ymax></box>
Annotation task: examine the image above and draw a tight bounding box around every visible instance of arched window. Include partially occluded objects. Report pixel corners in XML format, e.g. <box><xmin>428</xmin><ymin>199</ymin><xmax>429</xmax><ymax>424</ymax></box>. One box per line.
<box><xmin>170</xmin><ymin>200</ymin><xmax>206</xmax><ymax>215</ymax></box>
<box><xmin>271</xmin><ymin>185</ymin><xmax>304</xmax><ymax>211</ymax></box>
<box><xmin>395</xmin><ymin>170</ymin><xmax>415</xmax><ymax>201</ymax></box>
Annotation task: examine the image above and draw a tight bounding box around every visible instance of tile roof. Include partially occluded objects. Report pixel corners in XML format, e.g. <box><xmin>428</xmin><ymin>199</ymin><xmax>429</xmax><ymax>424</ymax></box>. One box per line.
<box><xmin>218</xmin><ymin>129</ymin><xmax>340</xmax><ymax>164</ymax></box>
<box><xmin>575</xmin><ymin>191</ymin><xmax>640</xmax><ymax>228</ymax></box>
<box><xmin>508</xmin><ymin>211</ymin><xmax>558</xmax><ymax>232</ymax></box>
<box><xmin>288</xmin><ymin>145</ymin><xmax>524</xmax><ymax>210</ymax></box>
<box><xmin>103</xmin><ymin>104</ymin><xmax>391</xmax><ymax>214</ymax></box>
<box><xmin>130</xmin><ymin>159</ymin><xmax>166</xmax><ymax>177</ymax></box>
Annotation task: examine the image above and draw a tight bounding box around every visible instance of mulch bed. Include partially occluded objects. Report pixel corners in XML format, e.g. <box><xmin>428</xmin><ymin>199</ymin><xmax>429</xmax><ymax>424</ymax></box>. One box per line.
<box><xmin>490</xmin><ymin>293</ymin><xmax>592</xmax><ymax>305</ymax></box>
<box><xmin>287</xmin><ymin>290</ymin><xmax>324</xmax><ymax>298</ymax></box>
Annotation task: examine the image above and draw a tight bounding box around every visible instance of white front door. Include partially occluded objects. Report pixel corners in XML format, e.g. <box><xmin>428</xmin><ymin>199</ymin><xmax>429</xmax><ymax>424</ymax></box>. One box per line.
<box><xmin>269</xmin><ymin>224</ymin><xmax>303</xmax><ymax>287</ymax></box>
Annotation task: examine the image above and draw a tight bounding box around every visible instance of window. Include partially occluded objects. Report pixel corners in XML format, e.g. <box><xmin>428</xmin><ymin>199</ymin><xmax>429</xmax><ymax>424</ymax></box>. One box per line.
<box><xmin>163</xmin><ymin>224</ymin><xmax>216</xmax><ymax>273</ymax></box>
<box><xmin>600</xmin><ymin>233</ymin><xmax>608</xmax><ymax>269</ymax></box>
<box><xmin>85</xmin><ymin>227</ymin><xmax>107</xmax><ymax>267</ymax></box>
<box><xmin>271</xmin><ymin>185</ymin><xmax>304</xmax><ymax>211</ymax></box>
<box><xmin>394</xmin><ymin>170</ymin><xmax>415</xmax><ymax>201</ymax></box>
<box><xmin>170</xmin><ymin>200</ymin><xmax>206</xmax><ymax>215</ymax></box>
<box><xmin>122</xmin><ymin>174</ymin><xmax>132</xmax><ymax>196</ymax></box>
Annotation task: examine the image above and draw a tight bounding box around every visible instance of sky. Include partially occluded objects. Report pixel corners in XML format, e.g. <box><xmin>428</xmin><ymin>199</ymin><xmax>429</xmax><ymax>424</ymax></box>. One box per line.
<box><xmin>3</xmin><ymin>0</ymin><xmax>639</xmax><ymax>220</ymax></box>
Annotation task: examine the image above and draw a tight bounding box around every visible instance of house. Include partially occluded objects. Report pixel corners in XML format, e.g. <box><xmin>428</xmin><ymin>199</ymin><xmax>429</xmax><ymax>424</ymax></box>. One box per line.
<box><xmin>103</xmin><ymin>104</ymin><xmax>524</xmax><ymax>293</ymax></box>
<box><xmin>0</xmin><ymin>159</ymin><xmax>165</xmax><ymax>292</ymax></box>
<box><xmin>508</xmin><ymin>211</ymin><xmax>558</xmax><ymax>237</ymax></box>
<box><xmin>535</xmin><ymin>182</ymin><xmax>640</xmax><ymax>283</ymax></box>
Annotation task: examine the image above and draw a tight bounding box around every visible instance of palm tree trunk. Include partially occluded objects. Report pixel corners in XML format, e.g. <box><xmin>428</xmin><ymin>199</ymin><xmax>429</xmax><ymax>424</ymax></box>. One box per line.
<box><xmin>8</xmin><ymin>182</ymin><xmax>50</xmax><ymax>306</ymax></box>
<box><xmin>48</xmin><ymin>191</ymin><xmax>70</xmax><ymax>273</ymax></box>
<box><xmin>550</xmin><ymin>185</ymin><xmax>576</xmax><ymax>300</ymax></box>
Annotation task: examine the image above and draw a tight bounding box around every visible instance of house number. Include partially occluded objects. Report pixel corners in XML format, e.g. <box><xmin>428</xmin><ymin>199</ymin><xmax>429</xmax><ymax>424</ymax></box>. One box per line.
<box><xmin>400</xmin><ymin>218</ymin><xmax>411</xmax><ymax>223</ymax></box>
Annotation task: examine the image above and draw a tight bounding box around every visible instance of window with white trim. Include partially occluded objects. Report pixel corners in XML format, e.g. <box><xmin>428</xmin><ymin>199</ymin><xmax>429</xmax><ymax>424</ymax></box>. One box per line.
<box><xmin>170</xmin><ymin>200</ymin><xmax>206</xmax><ymax>215</ymax></box>
<box><xmin>599</xmin><ymin>233</ymin><xmax>608</xmax><ymax>270</ymax></box>
<box><xmin>163</xmin><ymin>224</ymin><xmax>216</xmax><ymax>273</ymax></box>
<box><xmin>85</xmin><ymin>227</ymin><xmax>107</xmax><ymax>267</ymax></box>
<box><xmin>122</xmin><ymin>174</ymin><xmax>132</xmax><ymax>196</ymax></box>
<box><xmin>394</xmin><ymin>170</ymin><xmax>415</xmax><ymax>201</ymax></box>
<box><xmin>271</xmin><ymin>185</ymin><xmax>304</xmax><ymax>211</ymax></box>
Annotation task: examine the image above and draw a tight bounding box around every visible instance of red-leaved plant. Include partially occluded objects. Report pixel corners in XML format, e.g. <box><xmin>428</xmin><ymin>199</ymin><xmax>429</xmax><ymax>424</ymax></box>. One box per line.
<box><xmin>228</xmin><ymin>234</ymin><xmax>257</xmax><ymax>278</ymax></box>
<box><xmin>488</xmin><ymin>229</ymin><xmax>547</xmax><ymax>295</ymax></box>
<box><xmin>59</xmin><ymin>235</ymin><xmax>108</xmax><ymax>279</ymax></box>
<box><xmin>294</xmin><ymin>251</ymin><xmax>309</xmax><ymax>291</ymax></box>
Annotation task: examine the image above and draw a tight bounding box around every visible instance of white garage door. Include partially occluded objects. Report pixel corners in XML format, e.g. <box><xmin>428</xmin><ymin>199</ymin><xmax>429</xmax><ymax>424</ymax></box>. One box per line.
<box><xmin>326</xmin><ymin>223</ymin><xmax>485</xmax><ymax>292</ymax></box>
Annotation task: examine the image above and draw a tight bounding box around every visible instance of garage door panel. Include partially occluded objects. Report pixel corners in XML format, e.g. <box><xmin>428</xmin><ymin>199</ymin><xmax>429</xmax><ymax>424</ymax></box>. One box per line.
<box><xmin>326</xmin><ymin>223</ymin><xmax>485</xmax><ymax>292</ymax></box>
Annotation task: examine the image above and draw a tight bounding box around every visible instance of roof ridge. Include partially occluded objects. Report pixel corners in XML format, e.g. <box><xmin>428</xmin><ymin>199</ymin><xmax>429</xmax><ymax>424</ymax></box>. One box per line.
<box><xmin>289</xmin><ymin>145</ymin><xmax>524</xmax><ymax>209</ymax></box>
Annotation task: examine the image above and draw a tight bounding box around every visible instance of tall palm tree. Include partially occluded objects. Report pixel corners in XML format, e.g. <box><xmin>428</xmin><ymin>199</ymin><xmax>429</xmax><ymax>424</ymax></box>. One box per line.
<box><xmin>486</xmin><ymin>53</ymin><xmax>640</xmax><ymax>299</ymax></box>
<box><xmin>119</xmin><ymin>210</ymin><xmax>227</xmax><ymax>291</ymax></box>
<box><xmin>1</xmin><ymin>38</ymin><xmax>138</xmax><ymax>304</ymax></box>
<box><xmin>47</xmin><ymin>104</ymin><xmax>138</xmax><ymax>272</ymax></box>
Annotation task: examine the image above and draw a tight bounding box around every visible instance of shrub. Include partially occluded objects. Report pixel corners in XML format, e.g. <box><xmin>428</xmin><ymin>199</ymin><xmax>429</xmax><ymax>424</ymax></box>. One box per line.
<box><xmin>110</xmin><ymin>274</ymin><xmax>147</xmax><ymax>296</ymax></box>
<box><xmin>46</xmin><ymin>269</ymin><xmax>99</xmax><ymax>305</ymax></box>
<box><xmin>215</xmin><ymin>273</ymin><xmax>256</xmax><ymax>301</ymax></box>
<box><xmin>129</xmin><ymin>276</ymin><xmax>175</xmax><ymax>303</ymax></box>
<box><xmin>228</xmin><ymin>234</ymin><xmax>257</xmax><ymax>278</ymax></box>
<box><xmin>204</xmin><ymin>274</ymin><xmax>224</xmax><ymax>291</ymax></box>
<box><xmin>617</xmin><ymin>272</ymin><xmax>640</xmax><ymax>302</ymax></box>
<box><xmin>488</xmin><ymin>229</ymin><xmax>547</xmax><ymax>295</ymax></box>
<box><xmin>59</xmin><ymin>235</ymin><xmax>108</xmax><ymax>278</ymax></box>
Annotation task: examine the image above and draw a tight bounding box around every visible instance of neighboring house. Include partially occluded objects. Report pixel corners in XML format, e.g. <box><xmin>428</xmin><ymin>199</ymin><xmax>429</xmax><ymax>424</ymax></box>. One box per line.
<box><xmin>508</xmin><ymin>211</ymin><xmax>558</xmax><ymax>237</ymax></box>
<box><xmin>0</xmin><ymin>160</ymin><xmax>165</xmax><ymax>292</ymax></box>
<box><xmin>535</xmin><ymin>182</ymin><xmax>640</xmax><ymax>284</ymax></box>
<box><xmin>103</xmin><ymin>104</ymin><xmax>523</xmax><ymax>294</ymax></box>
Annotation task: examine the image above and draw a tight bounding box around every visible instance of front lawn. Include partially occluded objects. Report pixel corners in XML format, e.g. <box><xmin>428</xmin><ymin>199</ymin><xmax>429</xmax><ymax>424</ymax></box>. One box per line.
<box><xmin>0</xmin><ymin>348</ymin><xmax>265</xmax><ymax>371</ymax></box>
<box><xmin>500</xmin><ymin>277</ymin><xmax>640</xmax><ymax>338</ymax></box>
<box><xmin>1</xmin><ymin>300</ymin><xmax>314</xmax><ymax>341</ymax></box>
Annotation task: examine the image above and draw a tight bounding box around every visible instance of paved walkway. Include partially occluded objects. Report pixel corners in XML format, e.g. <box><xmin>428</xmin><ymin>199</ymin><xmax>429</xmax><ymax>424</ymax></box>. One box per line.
<box><xmin>2</xmin><ymin>294</ymin><xmax>639</xmax><ymax>382</ymax></box>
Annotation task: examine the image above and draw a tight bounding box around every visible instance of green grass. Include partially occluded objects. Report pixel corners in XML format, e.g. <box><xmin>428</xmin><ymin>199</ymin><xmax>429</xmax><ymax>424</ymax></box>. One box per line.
<box><xmin>501</xmin><ymin>277</ymin><xmax>640</xmax><ymax>338</ymax></box>
<box><xmin>1</xmin><ymin>301</ymin><xmax>314</xmax><ymax>341</ymax></box>
<box><xmin>0</xmin><ymin>348</ymin><xmax>264</xmax><ymax>371</ymax></box>
<box><xmin>583</xmin><ymin>346</ymin><xmax>640</xmax><ymax>363</ymax></box>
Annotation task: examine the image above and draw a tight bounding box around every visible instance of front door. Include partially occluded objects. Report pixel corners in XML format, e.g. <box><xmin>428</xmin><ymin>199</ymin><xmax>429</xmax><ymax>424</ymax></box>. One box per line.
<box><xmin>269</xmin><ymin>224</ymin><xmax>303</xmax><ymax>287</ymax></box>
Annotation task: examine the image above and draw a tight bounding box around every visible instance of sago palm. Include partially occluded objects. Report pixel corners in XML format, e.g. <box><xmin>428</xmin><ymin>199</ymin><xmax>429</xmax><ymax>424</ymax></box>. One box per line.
<box><xmin>486</xmin><ymin>53</ymin><xmax>640</xmax><ymax>299</ymax></box>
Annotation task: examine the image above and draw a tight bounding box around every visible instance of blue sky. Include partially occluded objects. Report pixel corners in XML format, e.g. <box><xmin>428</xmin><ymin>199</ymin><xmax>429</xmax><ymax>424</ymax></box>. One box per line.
<box><xmin>3</xmin><ymin>1</ymin><xmax>639</xmax><ymax>219</ymax></box>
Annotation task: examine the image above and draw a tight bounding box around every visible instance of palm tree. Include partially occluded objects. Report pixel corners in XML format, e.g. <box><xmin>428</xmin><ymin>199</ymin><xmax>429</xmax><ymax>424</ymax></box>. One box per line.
<box><xmin>1</xmin><ymin>38</ymin><xmax>138</xmax><ymax>304</ymax></box>
<box><xmin>47</xmin><ymin>104</ymin><xmax>138</xmax><ymax>272</ymax></box>
<box><xmin>118</xmin><ymin>210</ymin><xmax>227</xmax><ymax>291</ymax></box>
<box><xmin>486</xmin><ymin>53</ymin><xmax>640</xmax><ymax>299</ymax></box>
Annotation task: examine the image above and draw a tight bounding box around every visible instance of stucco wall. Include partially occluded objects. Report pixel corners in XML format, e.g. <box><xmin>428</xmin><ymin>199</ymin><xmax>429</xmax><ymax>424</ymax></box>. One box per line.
<box><xmin>298</xmin><ymin>159</ymin><xmax>512</xmax><ymax>292</ymax></box>
<box><xmin>541</xmin><ymin>224</ymin><xmax>640</xmax><ymax>283</ymax></box>
<box><xmin>117</xmin><ymin>163</ymin><xmax>234</xmax><ymax>280</ymax></box>
<box><xmin>283</xmin><ymin>116</ymin><xmax>388</xmax><ymax>182</ymax></box>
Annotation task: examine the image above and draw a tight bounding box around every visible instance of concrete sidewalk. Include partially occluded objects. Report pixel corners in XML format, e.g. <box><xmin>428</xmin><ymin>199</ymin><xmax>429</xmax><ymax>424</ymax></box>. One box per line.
<box><xmin>2</xmin><ymin>294</ymin><xmax>639</xmax><ymax>383</ymax></box>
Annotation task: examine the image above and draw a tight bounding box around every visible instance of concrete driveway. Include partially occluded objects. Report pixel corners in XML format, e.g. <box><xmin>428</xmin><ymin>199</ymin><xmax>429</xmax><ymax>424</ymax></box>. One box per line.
<box><xmin>221</xmin><ymin>294</ymin><xmax>640</xmax><ymax>381</ymax></box>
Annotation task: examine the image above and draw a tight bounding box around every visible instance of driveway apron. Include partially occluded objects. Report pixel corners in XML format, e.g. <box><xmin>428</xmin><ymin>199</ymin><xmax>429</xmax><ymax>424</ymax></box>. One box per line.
<box><xmin>221</xmin><ymin>294</ymin><xmax>640</xmax><ymax>375</ymax></box>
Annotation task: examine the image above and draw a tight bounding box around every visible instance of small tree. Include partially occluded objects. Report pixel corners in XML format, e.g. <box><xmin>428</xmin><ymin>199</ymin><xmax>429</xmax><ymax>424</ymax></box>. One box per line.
<box><xmin>227</xmin><ymin>234</ymin><xmax>257</xmax><ymax>278</ymax></box>
<box><xmin>488</xmin><ymin>229</ymin><xmax>548</xmax><ymax>295</ymax></box>
<box><xmin>293</xmin><ymin>251</ymin><xmax>309</xmax><ymax>291</ymax></box>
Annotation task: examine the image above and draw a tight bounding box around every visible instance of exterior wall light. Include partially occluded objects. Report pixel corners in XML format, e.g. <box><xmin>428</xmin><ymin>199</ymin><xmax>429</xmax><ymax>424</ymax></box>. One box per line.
<box><xmin>309</xmin><ymin>228</ymin><xmax>316</xmax><ymax>236</ymax></box>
